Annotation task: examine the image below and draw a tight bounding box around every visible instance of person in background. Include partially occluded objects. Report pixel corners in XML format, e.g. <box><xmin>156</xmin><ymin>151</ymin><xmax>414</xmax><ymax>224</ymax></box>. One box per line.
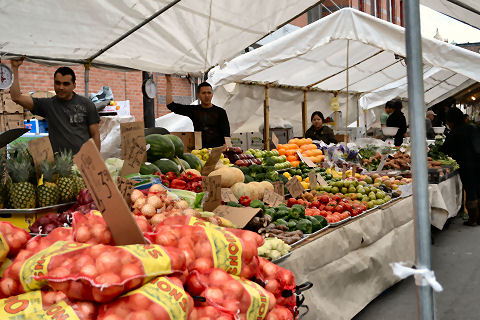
<box><xmin>305</xmin><ymin>111</ymin><xmax>337</xmax><ymax>144</ymax></box>
<box><xmin>380</xmin><ymin>105</ymin><xmax>390</xmax><ymax>128</ymax></box>
<box><xmin>441</xmin><ymin>107</ymin><xmax>480</xmax><ymax>226</ymax></box>
<box><xmin>385</xmin><ymin>99</ymin><xmax>407</xmax><ymax>146</ymax></box>
<box><xmin>9</xmin><ymin>58</ymin><xmax>100</xmax><ymax>154</ymax></box>
<box><xmin>425</xmin><ymin>110</ymin><xmax>436</xmax><ymax>139</ymax></box>
<box><xmin>165</xmin><ymin>75</ymin><xmax>230</xmax><ymax>148</ymax></box>
<box><xmin>464</xmin><ymin>113</ymin><xmax>470</xmax><ymax>124</ymax></box>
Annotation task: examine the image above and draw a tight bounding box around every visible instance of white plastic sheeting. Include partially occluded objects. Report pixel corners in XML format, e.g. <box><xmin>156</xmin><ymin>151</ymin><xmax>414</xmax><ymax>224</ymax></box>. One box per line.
<box><xmin>208</xmin><ymin>8</ymin><xmax>480</xmax><ymax>114</ymax></box>
<box><xmin>0</xmin><ymin>0</ymin><xmax>320</xmax><ymax>74</ymax></box>
<box><xmin>155</xmin><ymin>112</ymin><xmax>194</xmax><ymax>132</ymax></box>
<box><xmin>420</xmin><ymin>0</ymin><xmax>480</xmax><ymax>29</ymax></box>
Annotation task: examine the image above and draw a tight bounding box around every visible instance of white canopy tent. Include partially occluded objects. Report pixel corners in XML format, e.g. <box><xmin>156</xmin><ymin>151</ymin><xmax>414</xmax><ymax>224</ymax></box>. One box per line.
<box><xmin>0</xmin><ymin>0</ymin><xmax>320</xmax><ymax>74</ymax></box>
<box><xmin>208</xmin><ymin>8</ymin><xmax>480</xmax><ymax>135</ymax></box>
<box><xmin>420</xmin><ymin>0</ymin><xmax>480</xmax><ymax>29</ymax></box>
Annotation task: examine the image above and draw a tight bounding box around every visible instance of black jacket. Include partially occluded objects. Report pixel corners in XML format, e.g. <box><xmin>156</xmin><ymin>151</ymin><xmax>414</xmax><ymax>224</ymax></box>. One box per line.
<box><xmin>305</xmin><ymin>125</ymin><xmax>337</xmax><ymax>144</ymax></box>
<box><xmin>386</xmin><ymin>110</ymin><xmax>407</xmax><ymax>146</ymax></box>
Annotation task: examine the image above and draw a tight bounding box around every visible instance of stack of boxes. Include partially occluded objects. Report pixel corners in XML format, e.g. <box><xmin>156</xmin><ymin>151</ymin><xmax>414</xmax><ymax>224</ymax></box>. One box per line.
<box><xmin>0</xmin><ymin>90</ymin><xmax>25</xmax><ymax>131</ymax></box>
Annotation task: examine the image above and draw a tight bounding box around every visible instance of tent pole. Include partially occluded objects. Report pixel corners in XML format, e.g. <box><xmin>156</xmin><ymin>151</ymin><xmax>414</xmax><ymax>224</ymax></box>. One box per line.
<box><xmin>405</xmin><ymin>1</ymin><xmax>435</xmax><ymax>319</ymax></box>
<box><xmin>345</xmin><ymin>40</ymin><xmax>350</xmax><ymax>144</ymax></box>
<box><xmin>84</xmin><ymin>62</ymin><xmax>90</xmax><ymax>97</ymax></box>
<box><xmin>264</xmin><ymin>85</ymin><xmax>270</xmax><ymax>150</ymax></box>
<box><xmin>363</xmin><ymin>109</ymin><xmax>367</xmax><ymax>137</ymax></box>
<box><xmin>302</xmin><ymin>90</ymin><xmax>308</xmax><ymax>137</ymax></box>
<box><xmin>356</xmin><ymin>94</ymin><xmax>360</xmax><ymax>128</ymax></box>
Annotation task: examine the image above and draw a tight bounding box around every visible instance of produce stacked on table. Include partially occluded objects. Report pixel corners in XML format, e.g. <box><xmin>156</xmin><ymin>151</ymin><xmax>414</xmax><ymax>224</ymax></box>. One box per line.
<box><xmin>0</xmin><ymin>142</ymin><xmax>86</xmax><ymax>209</ymax></box>
<box><xmin>277</xmin><ymin>138</ymin><xmax>325</xmax><ymax>167</ymax></box>
<box><xmin>239</xmin><ymin>164</ymin><xmax>286</xmax><ymax>183</ymax></box>
<box><xmin>223</xmin><ymin>147</ymin><xmax>261</xmax><ymax>167</ymax></box>
<box><xmin>427</xmin><ymin>140</ymin><xmax>459</xmax><ymax>170</ymax></box>
<box><xmin>245</xmin><ymin>149</ymin><xmax>291</xmax><ymax>170</ymax></box>
<box><xmin>192</xmin><ymin>147</ymin><xmax>230</xmax><ymax>166</ymax></box>
<box><xmin>282</xmin><ymin>163</ymin><xmax>326</xmax><ymax>189</ymax></box>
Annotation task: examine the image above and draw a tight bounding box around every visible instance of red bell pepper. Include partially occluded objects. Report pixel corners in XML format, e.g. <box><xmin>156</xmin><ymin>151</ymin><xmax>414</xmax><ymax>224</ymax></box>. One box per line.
<box><xmin>162</xmin><ymin>179</ymin><xmax>170</xmax><ymax>188</ymax></box>
<box><xmin>170</xmin><ymin>179</ymin><xmax>187</xmax><ymax>190</ymax></box>
<box><xmin>190</xmin><ymin>181</ymin><xmax>202</xmax><ymax>193</ymax></box>
<box><xmin>185</xmin><ymin>171</ymin><xmax>199</xmax><ymax>181</ymax></box>
<box><xmin>165</xmin><ymin>172</ymin><xmax>177</xmax><ymax>181</ymax></box>
<box><xmin>239</xmin><ymin>196</ymin><xmax>251</xmax><ymax>207</ymax></box>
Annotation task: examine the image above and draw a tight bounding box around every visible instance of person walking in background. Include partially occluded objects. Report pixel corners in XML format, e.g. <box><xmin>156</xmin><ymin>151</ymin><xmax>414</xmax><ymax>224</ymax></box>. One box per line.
<box><xmin>305</xmin><ymin>111</ymin><xmax>337</xmax><ymax>144</ymax></box>
<box><xmin>441</xmin><ymin>107</ymin><xmax>480</xmax><ymax>226</ymax></box>
<box><xmin>385</xmin><ymin>99</ymin><xmax>407</xmax><ymax>146</ymax></box>
<box><xmin>425</xmin><ymin>110</ymin><xmax>436</xmax><ymax>139</ymax></box>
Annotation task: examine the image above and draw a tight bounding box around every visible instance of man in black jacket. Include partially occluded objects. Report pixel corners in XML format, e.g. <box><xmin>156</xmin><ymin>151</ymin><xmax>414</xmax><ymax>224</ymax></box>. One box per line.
<box><xmin>385</xmin><ymin>99</ymin><xmax>407</xmax><ymax>146</ymax></box>
<box><xmin>165</xmin><ymin>75</ymin><xmax>230</xmax><ymax>148</ymax></box>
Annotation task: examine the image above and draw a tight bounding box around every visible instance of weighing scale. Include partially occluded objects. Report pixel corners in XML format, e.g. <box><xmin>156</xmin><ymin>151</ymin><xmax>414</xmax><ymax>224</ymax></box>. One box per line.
<box><xmin>0</xmin><ymin>63</ymin><xmax>14</xmax><ymax>90</ymax></box>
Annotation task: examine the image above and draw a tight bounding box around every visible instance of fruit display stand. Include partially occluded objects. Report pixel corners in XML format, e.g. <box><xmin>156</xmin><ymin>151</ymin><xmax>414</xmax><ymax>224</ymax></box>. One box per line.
<box><xmin>0</xmin><ymin>202</ymin><xmax>74</xmax><ymax>230</ymax></box>
<box><xmin>277</xmin><ymin>196</ymin><xmax>414</xmax><ymax>320</ymax></box>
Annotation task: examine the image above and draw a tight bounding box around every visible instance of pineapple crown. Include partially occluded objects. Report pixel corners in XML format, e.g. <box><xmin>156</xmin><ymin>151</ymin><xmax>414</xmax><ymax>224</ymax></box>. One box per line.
<box><xmin>55</xmin><ymin>150</ymin><xmax>74</xmax><ymax>177</ymax></box>
<box><xmin>8</xmin><ymin>141</ymin><xmax>33</xmax><ymax>162</ymax></box>
<box><xmin>40</xmin><ymin>160</ymin><xmax>57</xmax><ymax>183</ymax></box>
<box><xmin>6</xmin><ymin>155</ymin><xmax>33</xmax><ymax>183</ymax></box>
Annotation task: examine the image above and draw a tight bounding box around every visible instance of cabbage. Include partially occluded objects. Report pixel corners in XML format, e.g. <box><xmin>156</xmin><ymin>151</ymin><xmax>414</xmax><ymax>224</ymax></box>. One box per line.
<box><xmin>105</xmin><ymin>157</ymin><xmax>124</xmax><ymax>180</ymax></box>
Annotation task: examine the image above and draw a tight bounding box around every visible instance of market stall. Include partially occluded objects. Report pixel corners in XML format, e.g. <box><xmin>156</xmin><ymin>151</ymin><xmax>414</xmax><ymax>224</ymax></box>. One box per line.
<box><xmin>429</xmin><ymin>173</ymin><xmax>463</xmax><ymax>230</ymax></box>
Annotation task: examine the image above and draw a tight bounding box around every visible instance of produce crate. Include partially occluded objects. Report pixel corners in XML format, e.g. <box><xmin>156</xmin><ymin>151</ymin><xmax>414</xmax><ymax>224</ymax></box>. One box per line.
<box><xmin>231</xmin><ymin>132</ymin><xmax>248</xmax><ymax>149</ymax></box>
<box><xmin>0</xmin><ymin>202</ymin><xmax>73</xmax><ymax>230</ymax></box>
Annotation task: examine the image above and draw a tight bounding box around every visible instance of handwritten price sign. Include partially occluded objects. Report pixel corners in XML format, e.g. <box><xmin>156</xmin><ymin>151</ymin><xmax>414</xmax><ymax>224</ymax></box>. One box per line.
<box><xmin>120</xmin><ymin>122</ymin><xmax>146</xmax><ymax>176</ymax></box>
<box><xmin>28</xmin><ymin>137</ymin><xmax>54</xmax><ymax>177</ymax></box>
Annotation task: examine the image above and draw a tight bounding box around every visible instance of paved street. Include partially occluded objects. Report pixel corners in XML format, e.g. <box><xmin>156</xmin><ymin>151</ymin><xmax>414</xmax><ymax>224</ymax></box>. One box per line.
<box><xmin>354</xmin><ymin>215</ymin><xmax>480</xmax><ymax>320</ymax></box>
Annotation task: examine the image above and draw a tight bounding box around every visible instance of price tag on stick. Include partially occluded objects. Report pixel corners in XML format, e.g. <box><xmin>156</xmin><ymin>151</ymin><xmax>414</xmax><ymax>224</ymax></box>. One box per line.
<box><xmin>342</xmin><ymin>164</ymin><xmax>347</xmax><ymax>180</ymax></box>
<box><xmin>224</xmin><ymin>137</ymin><xmax>233</xmax><ymax>148</ymax></box>
<box><xmin>74</xmin><ymin>139</ymin><xmax>145</xmax><ymax>245</ymax></box>
<box><xmin>120</xmin><ymin>122</ymin><xmax>146</xmax><ymax>177</ymax></box>
<box><xmin>317</xmin><ymin>173</ymin><xmax>328</xmax><ymax>186</ymax></box>
<box><xmin>116</xmin><ymin>177</ymin><xmax>136</xmax><ymax>205</ymax></box>
<box><xmin>263</xmin><ymin>189</ymin><xmax>283</xmax><ymax>206</ymax></box>
<box><xmin>376</xmin><ymin>155</ymin><xmax>387</xmax><ymax>172</ymax></box>
<box><xmin>297</xmin><ymin>151</ymin><xmax>316</xmax><ymax>168</ymax></box>
<box><xmin>214</xmin><ymin>205</ymin><xmax>261</xmax><ymax>228</ymax></box>
<box><xmin>221</xmin><ymin>188</ymin><xmax>238</xmax><ymax>203</ymax></box>
<box><xmin>202</xmin><ymin>175</ymin><xmax>222</xmax><ymax>211</ymax></box>
<box><xmin>202</xmin><ymin>146</ymin><xmax>224</xmax><ymax>176</ymax></box>
<box><xmin>28</xmin><ymin>137</ymin><xmax>54</xmax><ymax>177</ymax></box>
<box><xmin>285</xmin><ymin>178</ymin><xmax>305</xmax><ymax>198</ymax></box>
<box><xmin>308</xmin><ymin>170</ymin><xmax>318</xmax><ymax>189</ymax></box>
<box><xmin>272</xmin><ymin>181</ymin><xmax>285</xmax><ymax>198</ymax></box>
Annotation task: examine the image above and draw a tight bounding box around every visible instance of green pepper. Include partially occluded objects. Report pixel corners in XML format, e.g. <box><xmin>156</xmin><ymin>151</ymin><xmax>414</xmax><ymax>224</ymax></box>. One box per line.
<box><xmin>274</xmin><ymin>219</ymin><xmax>289</xmax><ymax>227</ymax></box>
<box><xmin>290</xmin><ymin>204</ymin><xmax>306</xmax><ymax>219</ymax></box>
<box><xmin>263</xmin><ymin>157</ymin><xmax>277</xmax><ymax>166</ymax></box>
<box><xmin>274</xmin><ymin>206</ymin><xmax>289</xmax><ymax>220</ymax></box>
<box><xmin>296</xmin><ymin>218</ymin><xmax>313</xmax><ymax>234</ymax></box>
<box><xmin>264</xmin><ymin>207</ymin><xmax>276</xmax><ymax>217</ymax></box>
<box><xmin>238</xmin><ymin>166</ymin><xmax>250</xmax><ymax>175</ymax></box>
<box><xmin>249</xmin><ymin>199</ymin><xmax>265</xmax><ymax>211</ymax></box>
<box><xmin>313</xmin><ymin>215</ymin><xmax>328</xmax><ymax>228</ymax></box>
<box><xmin>226</xmin><ymin>201</ymin><xmax>242</xmax><ymax>207</ymax></box>
<box><xmin>287</xmin><ymin>220</ymin><xmax>297</xmax><ymax>231</ymax></box>
<box><xmin>305</xmin><ymin>216</ymin><xmax>322</xmax><ymax>232</ymax></box>
<box><xmin>244</xmin><ymin>175</ymin><xmax>254</xmax><ymax>183</ymax></box>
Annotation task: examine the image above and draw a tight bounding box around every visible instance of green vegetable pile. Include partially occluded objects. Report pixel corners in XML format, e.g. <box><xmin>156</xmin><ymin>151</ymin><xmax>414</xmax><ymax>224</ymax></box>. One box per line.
<box><xmin>237</xmin><ymin>164</ymin><xmax>288</xmax><ymax>184</ymax></box>
<box><xmin>257</xmin><ymin>238</ymin><xmax>291</xmax><ymax>261</ymax></box>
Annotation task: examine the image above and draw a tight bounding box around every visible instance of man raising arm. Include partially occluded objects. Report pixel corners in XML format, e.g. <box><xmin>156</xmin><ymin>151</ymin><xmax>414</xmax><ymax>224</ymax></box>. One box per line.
<box><xmin>9</xmin><ymin>59</ymin><xmax>101</xmax><ymax>153</ymax></box>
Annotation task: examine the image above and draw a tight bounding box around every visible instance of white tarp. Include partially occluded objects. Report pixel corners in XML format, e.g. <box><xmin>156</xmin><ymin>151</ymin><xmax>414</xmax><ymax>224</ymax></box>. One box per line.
<box><xmin>420</xmin><ymin>0</ymin><xmax>480</xmax><ymax>30</ymax></box>
<box><xmin>208</xmin><ymin>8</ymin><xmax>480</xmax><ymax>116</ymax></box>
<box><xmin>0</xmin><ymin>0</ymin><xmax>319</xmax><ymax>74</ymax></box>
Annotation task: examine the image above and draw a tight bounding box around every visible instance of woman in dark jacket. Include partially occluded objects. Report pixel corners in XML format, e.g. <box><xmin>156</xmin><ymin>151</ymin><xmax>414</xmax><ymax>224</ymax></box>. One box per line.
<box><xmin>385</xmin><ymin>99</ymin><xmax>407</xmax><ymax>146</ymax></box>
<box><xmin>441</xmin><ymin>107</ymin><xmax>480</xmax><ymax>226</ymax></box>
<box><xmin>305</xmin><ymin>111</ymin><xmax>337</xmax><ymax>144</ymax></box>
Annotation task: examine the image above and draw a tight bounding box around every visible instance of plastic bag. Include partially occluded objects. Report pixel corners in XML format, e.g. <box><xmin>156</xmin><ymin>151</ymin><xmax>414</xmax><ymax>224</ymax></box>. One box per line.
<box><xmin>0</xmin><ymin>222</ymin><xmax>30</xmax><ymax>261</ymax></box>
<box><xmin>186</xmin><ymin>268</ymin><xmax>274</xmax><ymax>319</ymax></box>
<box><xmin>73</xmin><ymin>211</ymin><xmax>113</xmax><ymax>245</ymax></box>
<box><xmin>98</xmin><ymin>276</ymin><xmax>193</xmax><ymax>320</ymax></box>
<box><xmin>0</xmin><ymin>290</ymin><xmax>98</xmax><ymax>320</ymax></box>
<box><xmin>0</xmin><ymin>227</ymin><xmax>73</xmax><ymax>298</ymax></box>
<box><xmin>33</xmin><ymin>242</ymin><xmax>186</xmax><ymax>303</ymax></box>
<box><xmin>146</xmin><ymin>221</ymin><xmax>262</xmax><ymax>279</ymax></box>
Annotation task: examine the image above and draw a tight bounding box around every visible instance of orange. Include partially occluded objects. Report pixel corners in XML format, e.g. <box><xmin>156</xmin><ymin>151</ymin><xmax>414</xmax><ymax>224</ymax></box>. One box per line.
<box><xmin>285</xmin><ymin>149</ymin><xmax>298</xmax><ymax>156</ymax></box>
<box><xmin>288</xmin><ymin>138</ymin><xmax>299</xmax><ymax>145</ymax></box>
<box><xmin>278</xmin><ymin>149</ymin><xmax>286</xmax><ymax>156</ymax></box>
<box><xmin>305</xmin><ymin>138</ymin><xmax>313</xmax><ymax>144</ymax></box>
<box><xmin>287</xmin><ymin>155</ymin><xmax>298</xmax><ymax>162</ymax></box>
<box><xmin>287</xmin><ymin>144</ymin><xmax>299</xmax><ymax>150</ymax></box>
<box><xmin>290</xmin><ymin>160</ymin><xmax>300</xmax><ymax>167</ymax></box>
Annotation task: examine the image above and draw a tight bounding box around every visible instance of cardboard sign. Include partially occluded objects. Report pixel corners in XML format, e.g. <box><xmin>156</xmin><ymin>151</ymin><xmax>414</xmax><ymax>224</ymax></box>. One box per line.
<box><xmin>272</xmin><ymin>132</ymin><xmax>279</xmax><ymax>149</ymax></box>
<box><xmin>296</xmin><ymin>150</ymin><xmax>315</xmax><ymax>168</ymax></box>
<box><xmin>376</xmin><ymin>155</ymin><xmax>387</xmax><ymax>172</ymax></box>
<box><xmin>263</xmin><ymin>189</ymin><xmax>284</xmax><ymax>207</ymax></box>
<box><xmin>272</xmin><ymin>181</ymin><xmax>284</xmax><ymax>198</ymax></box>
<box><xmin>308</xmin><ymin>170</ymin><xmax>318</xmax><ymax>189</ymax></box>
<box><xmin>201</xmin><ymin>146</ymin><xmax>224</xmax><ymax>176</ymax></box>
<box><xmin>202</xmin><ymin>175</ymin><xmax>222</xmax><ymax>211</ymax></box>
<box><xmin>120</xmin><ymin>122</ymin><xmax>146</xmax><ymax>177</ymax></box>
<box><xmin>194</xmin><ymin>132</ymin><xmax>202</xmax><ymax>150</ymax></box>
<box><xmin>352</xmin><ymin>164</ymin><xmax>357</xmax><ymax>176</ymax></box>
<box><xmin>116</xmin><ymin>177</ymin><xmax>136</xmax><ymax>205</ymax></box>
<box><xmin>317</xmin><ymin>173</ymin><xmax>328</xmax><ymax>186</ymax></box>
<box><xmin>285</xmin><ymin>177</ymin><xmax>304</xmax><ymax>198</ymax></box>
<box><xmin>28</xmin><ymin>137</ymin><xmax>54</xmax><ymax>177</ymax></box>
<box><xmin>224</xmin><ymin>137</ymin><xmax>233</xmax><ymax>148</ymax></box>
<box><xmin>74</xmin><ymin>139</ymin><xmax>145</xmax><ymax>245</ymax></box>
<box><xmin>342</xmin><ymin>164</ymin><xmax>347</xmax><ymax>180</ymax></box>
<box><xmin>214</xmin><ymin>205</ymin><xmax>261</xmax><ymax>228</ymax></box>
<box><xmin>221</xmin><ymin>188</ymin><xmax>238</xmax><ymax>203</ymax></box>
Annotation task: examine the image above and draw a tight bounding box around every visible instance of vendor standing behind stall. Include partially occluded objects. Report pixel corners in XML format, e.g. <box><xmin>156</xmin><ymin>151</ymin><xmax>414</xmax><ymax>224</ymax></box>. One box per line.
<box><xmin>9</xmin><ymin>59</ymin><xmax>100</xmax><ymax>154</ymax></box>
<box><xmin>305</xmin><ymin>111</ymin><xmax>337</xmax><ymax>144</ymax></box>
<box><xmin>385</xmin><ymin>99</ymin><xmax>407</xmax><ymax>146</ymax></box>
<box><xmin>165</xmin><ymin>75</ymin><xmax>230</xmax><ymax>148</ymax></box>
<box><xmin>441</xmin><ymin>107</ymin><xmax>480</xmax><ymax>226</ymax></box>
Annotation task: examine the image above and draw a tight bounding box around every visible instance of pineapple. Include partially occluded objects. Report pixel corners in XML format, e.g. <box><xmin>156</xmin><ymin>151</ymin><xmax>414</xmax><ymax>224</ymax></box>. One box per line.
<box><xmin>37</xmin><ymin>160</ymin><xmax>60</xmax><ymax>207</ymax></box>
<box><xmin>72</xmin><ymin>175</ymin><xmax>87</xmax><ymax>195</ymax></box>
<box><xmin>6</xmin><ymin>156</ymin><xmax>36</xmax><ymax>209</ymax></box>
<box><xmin>8</xmin><ymin>141</ymin><xmax>35</xmax><ymax>183</ymax></box>
<box><xmin>55</xmin><ymin>151</ymin><xmax>75</xmax><ymax>202</ymax></box>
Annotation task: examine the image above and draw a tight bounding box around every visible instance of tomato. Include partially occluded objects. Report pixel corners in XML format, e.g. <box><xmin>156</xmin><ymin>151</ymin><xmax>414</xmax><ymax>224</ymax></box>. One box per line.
<box><xmin>318</xmin><ymin>204</ymin><xmax>325</xmax><ymax>210</ymax></box>
<box><xmin>332</xmin><ymin>195</ymin><xmax>341</xmax><ymax>202</ymax></box>
<box><xmin>351</xmin><ymin>209</ymin><xmax>359</xmax><ymax>217</ymax></box>
<box><xmin>296</xmin><ymin>199</ymin><xmax>305</xmax><ymax>206</ymax></box>
<box><xmin>319</xmin><ymin>210</ymin><xmax>328</xmax><ymax>217</ymax></box>
<box><xmin>343</xmin><ymin>203</ymin><xmax>352</xmax><ymax>212</ymax></box>
<box><xmin>334</xmin><ymin>205</ymin><xmax>344</xmax><ymax>213</ymax></box>
<box><xmin>325</xmin><ymin>205</ymin><xmax>334</xmax><ymax>213</ymax></box>
<box><xmin>318</xmin><ymin>195</ymin><xmax>329</xmax><ymax>204</ymax></box>
<box><xmin>286</xmin><ymin>198</ymin><xmax>297</xmax><ymax>207</ymax></box>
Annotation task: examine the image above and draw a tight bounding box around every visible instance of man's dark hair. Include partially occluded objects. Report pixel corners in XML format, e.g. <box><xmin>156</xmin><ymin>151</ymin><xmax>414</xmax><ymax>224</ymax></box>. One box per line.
<box><xmin>386</xmin><ymin>99</ymin><xmax>402</xmax><ymax>111</ymax></box>
<box><xmin>198</xmin><ymin>82</ymin><xmax>212</xmax><ymax>91</ymax></box>
<box><xmin>446</xmin><ymin>107</ymin><xmax>466</xmax><ymax>128</ymax></box>
<box><xmin>54</xmin><ymin>67</ymin><xmax>76</xmax><ymax>84</ymax></box>
<box><xmin>311</xmin><ymin>111</ymin><xmax>325</xmax><ymax>121</ymax></box>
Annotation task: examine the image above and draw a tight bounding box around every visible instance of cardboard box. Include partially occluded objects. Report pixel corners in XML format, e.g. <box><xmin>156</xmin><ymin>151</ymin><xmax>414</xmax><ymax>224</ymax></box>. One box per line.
<box><xmin>270</xmin><ymin>128</ymin><xmax>293</xmax><ymax>145</ymax></box>
<box><xmin>171</xmin><ymin>132</ymin><xmax>202</xmax><ymax>153</ymax></box>
<box><xmin>2</xmin><ymin>99</ymin><xmax>24</xmax><ymax>114</ymax></box>
<box><xmin>247</xmin><ymin>132</ymin><xmax>264</xmax><ymax>150</ymax></box>
<box><xmin>231</xmin><ymin>133</ymin><xmax>248</xmax><ymax>150</ymax></box>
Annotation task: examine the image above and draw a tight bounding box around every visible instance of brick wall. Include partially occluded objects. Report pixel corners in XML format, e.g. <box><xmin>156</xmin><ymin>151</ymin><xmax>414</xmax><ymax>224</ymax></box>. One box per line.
<box><xmin>16</xmin><ymin>61</ymin><xmax>193</xmax><ymax>122</ymax></box>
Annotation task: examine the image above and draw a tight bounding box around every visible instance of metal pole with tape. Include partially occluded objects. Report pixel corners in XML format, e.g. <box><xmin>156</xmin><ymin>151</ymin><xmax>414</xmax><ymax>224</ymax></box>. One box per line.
<box><xmin>404</xmin><ymin>1</ymin><xmax>435</xmax><ymax>319</ymax></box>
